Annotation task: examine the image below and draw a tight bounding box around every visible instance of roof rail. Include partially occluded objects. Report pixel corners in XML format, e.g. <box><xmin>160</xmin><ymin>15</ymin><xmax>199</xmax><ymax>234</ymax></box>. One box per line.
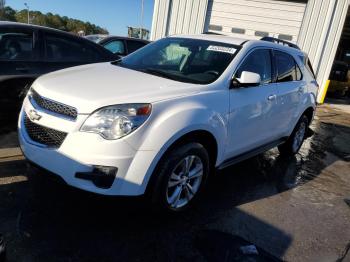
<box><xmin>204</xmin><ymin>31</ymin><xmax>224</xmax><ymax>36</ymax></box>
<box><xmin>260</xmin><ymin>36</ymin><xmax>300</xmax><ymax>50</ymax></box>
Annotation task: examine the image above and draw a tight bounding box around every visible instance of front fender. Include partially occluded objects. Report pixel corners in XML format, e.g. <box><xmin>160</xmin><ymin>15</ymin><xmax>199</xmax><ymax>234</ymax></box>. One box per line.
<box><xmin>122</xmin><ymin>93</ymin><xmax>229</xmax><ymax>195</ymax></box>
<box><xmin>126</xmin><ymin>95</ymin><xmax>228</xmax><ymax>164</ymax></box>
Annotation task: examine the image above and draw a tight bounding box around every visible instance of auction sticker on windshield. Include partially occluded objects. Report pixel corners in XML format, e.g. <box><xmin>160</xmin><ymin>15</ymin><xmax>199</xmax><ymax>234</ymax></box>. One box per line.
<box><xmin>207</xmin><ymin>45</ymin><xmax>237</xmax><ymax>54</ymax></box>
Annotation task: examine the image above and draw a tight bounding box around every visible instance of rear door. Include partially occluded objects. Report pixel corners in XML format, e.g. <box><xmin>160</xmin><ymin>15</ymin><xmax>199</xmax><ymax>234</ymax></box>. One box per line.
<box><xmin>41</xmin><ymin>31</ymin><xmax>109</xmax><ymax>74</ymax></box>
<box><xmin>227</xmin><ymin>48</ymin><xmax>278</xmax><ymax>157</ymax></box>
<box><xmin>273</xmin><ymin>50</ymin><xmax>305</xmax><ymax>137</ymax></box>
<box><xmin>0</xmin><ymin>26</ymin><xmax>41</xmax><ymax>123</ymax></box>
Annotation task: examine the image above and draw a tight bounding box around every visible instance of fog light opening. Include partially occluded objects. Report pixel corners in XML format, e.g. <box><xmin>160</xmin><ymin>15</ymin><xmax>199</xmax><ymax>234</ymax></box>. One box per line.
<box><xmin>75</xmin><ymin>166</ymin><xmax>118</xmax><ymax>189</ymax></box>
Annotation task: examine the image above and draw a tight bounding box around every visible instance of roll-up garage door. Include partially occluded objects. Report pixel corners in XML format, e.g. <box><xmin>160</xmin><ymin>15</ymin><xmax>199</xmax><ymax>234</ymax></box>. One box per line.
<box><xmin>205</xmin><ymin>0</ymin><xmax>307</xmax><ymax>43</ymax></box>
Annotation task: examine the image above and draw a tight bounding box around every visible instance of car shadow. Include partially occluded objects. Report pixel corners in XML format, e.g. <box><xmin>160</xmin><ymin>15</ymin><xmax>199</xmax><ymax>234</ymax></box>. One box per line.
<box><xmin>0</xmin><ymin>120</ymin><xmax>349</xmax><ymax>261</ymax></box>
<box><xmin>0</xmin><ymin>131</ymin><xmax>19</xmax><ymax>150</ymax></box>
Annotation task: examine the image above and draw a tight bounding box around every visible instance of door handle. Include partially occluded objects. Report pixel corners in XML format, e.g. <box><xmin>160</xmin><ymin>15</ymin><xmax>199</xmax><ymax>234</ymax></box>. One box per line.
<box><xmin>16</xmin><ymin>67</ymin><xmax>30</xmax><ymax>72</ymax></box>
<box><xmin>267</xmin><ymin>94</ymin><xmax>276</xmax><ymax>101</ymax></box>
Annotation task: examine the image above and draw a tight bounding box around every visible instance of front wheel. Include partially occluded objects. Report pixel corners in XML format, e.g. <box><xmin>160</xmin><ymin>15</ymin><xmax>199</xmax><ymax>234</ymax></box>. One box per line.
<box><xmin>278</xmin><ymin>115</ymin><xmax>309</xmax><ymax>156</ymax></box>
<box><xmin>150</xmin><ymin>142</ymin><xmax>210</xmax><ymax>212</ymax></box>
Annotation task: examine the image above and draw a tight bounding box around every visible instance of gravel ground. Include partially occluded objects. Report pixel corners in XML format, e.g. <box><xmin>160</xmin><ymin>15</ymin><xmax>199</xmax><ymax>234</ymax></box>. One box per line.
<box><xmin>0</xmin><ymin>102</ymin><xmax>349</xmax><ymax>262</ymax></box>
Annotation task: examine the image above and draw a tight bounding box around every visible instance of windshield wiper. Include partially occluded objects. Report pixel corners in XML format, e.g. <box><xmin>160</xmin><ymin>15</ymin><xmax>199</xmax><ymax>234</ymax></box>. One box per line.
<box><xmin>140</xmin><ymin>68</ymin><xmax>177</xmax><ymax>81</ymax></box>
<box><xmin>111</xmin><ymin>59</ymin><xmax>122</xmax><ymax>65</ymax></box>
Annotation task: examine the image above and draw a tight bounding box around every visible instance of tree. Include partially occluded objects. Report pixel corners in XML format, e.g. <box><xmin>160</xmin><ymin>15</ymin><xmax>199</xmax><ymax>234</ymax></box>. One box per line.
<box><xmin>2</xmin><ymin>6</ymin><xmax>16</xmax><ymax>21</ymax></box>
<box><xmin>14</xmin><ymin>9</ymin><xmax>28</xmax><ymax>23</ymax></box>
<box><xmin>0</xmin><ymin>0</ymin><xmax>6</xmax><ymax>20</ymax></box>
<box><xmin>0</xmin><ymin>4</ymin><xmax>109</xmax><ymax>35</ymax></box>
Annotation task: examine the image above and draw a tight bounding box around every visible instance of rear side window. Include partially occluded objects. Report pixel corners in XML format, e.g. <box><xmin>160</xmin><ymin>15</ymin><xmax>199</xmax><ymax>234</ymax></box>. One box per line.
<box><xmin>236</xmin><ymin>49</ymin><xmax>272</xmax><ymax>84</ymax></box>
<box><xmin>126</xmin><ymin>40</ymin><xmax>147</xmax><ymax>53</ymax></box>
<box><xmin>103</xmin><ymin>40</ymin><xmax>126</xmax><ymax>55</ymax></box>
<box><xmin>306</xmin><ymin>59</ymin><xmax>316</xmax><ymax>79</ymax></box>
<box><xmin>0</xmin><ymin>29</ymin><xmax>35</xmax><ymax>61</ymax></box>
<box><xmin>275</xmin><ymin>50</ymin><xmax>302</xmax><ymax>82</ymax></box>
<box><xmin>44</xmin><ymin>33</ymin><xmax>99</xmax><ymax>62</ymax></box>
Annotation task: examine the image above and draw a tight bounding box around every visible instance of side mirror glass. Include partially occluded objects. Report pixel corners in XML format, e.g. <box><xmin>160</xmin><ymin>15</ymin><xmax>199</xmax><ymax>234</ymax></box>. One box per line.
<box><xmin>232</xmin><ymin>71</ymin><xmax>261</xmax><ymax>88</ymax></box>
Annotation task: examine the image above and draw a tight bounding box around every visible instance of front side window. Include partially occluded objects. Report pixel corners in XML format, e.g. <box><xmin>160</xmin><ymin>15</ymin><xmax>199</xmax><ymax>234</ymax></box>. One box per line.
<box><xmin>117</xmin><ymin>37</ymin><xmax>240</xmax><ymax>84</ymax></box>
<box><xmin>275</xmin><ymin>50</ymin><xmax>302</xmax><ymax>82</ymax></box>
<box><xmin>45</xmin><ymin>33</ymin><xmax>98</xmax><ymax>62</ymax></box>
<box><xmin>103</xmin><ymin>40</ymin><xmax>125</xmax><ymax>55</ymax></box>
<box><xmin>235</xmin><ymin>49</ymin><xmax>272</xmax><ymax>84</ymax></box>
<box><xmin>0</xmin><ymin>29</ymin><xmax>34</xmax><ymax>61</ymax></box>
<box><xmin>126</xmin><ymin>40</ymin><xmax>147</xmax><ymax>53</ymax></box>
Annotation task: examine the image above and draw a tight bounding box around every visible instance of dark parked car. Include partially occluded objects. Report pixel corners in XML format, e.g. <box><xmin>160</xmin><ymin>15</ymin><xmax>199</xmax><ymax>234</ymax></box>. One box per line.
<box><xmin>328</xmin><ymin>61</ymin><xmax>349</xmax><ymax>97</ymax></box>
<box><xmin>85</xmin><ymin>34</ymin><xmax>108</xmax><ymax>43</ymax></box>
<box><xmin>96</xmin><ymin>36</ymin><xmax>150</xmax><ymax>56</ymax></box>
<box><xmin>330</xmin><ymin>61</ymin><xmax>348</xmax><ymax>82</ymax></box>
<box><xmin>0</xmin><ymin>22</ymin><xmax>117</xmax><ymax>131</ymax></box>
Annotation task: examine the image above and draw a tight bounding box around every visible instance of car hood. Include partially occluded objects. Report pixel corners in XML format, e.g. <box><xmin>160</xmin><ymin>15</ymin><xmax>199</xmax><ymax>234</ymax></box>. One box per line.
<box><xmin>32</xmin><ymin>62</ymin><xmax>200</xmax><ymax>114</ymax></box>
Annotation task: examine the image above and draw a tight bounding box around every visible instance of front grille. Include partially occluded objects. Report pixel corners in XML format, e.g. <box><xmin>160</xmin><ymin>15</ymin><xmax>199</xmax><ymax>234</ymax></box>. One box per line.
<box><xmin>30</xmin><ymin>89</ymin><xmax>77</xmax><ymax>120</ymax></box>
<box><xmin>24</xmin><ymin>115</ymin><xmax>67</xmax><ymax>148</ymax></box>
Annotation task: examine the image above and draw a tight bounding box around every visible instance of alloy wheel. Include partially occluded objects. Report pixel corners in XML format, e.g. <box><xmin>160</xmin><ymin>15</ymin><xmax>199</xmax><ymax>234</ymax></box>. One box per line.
<box><xmin>166</xmin><ymin>155</ymin><xmax>203</xmax><ymax>209</ymax></box>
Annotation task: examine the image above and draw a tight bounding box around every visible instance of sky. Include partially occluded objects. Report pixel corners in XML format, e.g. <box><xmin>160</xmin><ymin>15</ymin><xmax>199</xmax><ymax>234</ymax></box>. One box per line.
<box><xmin>6</xmin><ymin>0</ymin><xmax>155</xmax><ymax>36</ymax></box>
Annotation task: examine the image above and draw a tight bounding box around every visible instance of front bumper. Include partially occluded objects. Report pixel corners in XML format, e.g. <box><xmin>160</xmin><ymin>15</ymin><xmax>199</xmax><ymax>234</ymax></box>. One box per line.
<box><xmin>18</xmin><ymin>97</ymin><xmax>156</xmax><ymax>196</ymax></box>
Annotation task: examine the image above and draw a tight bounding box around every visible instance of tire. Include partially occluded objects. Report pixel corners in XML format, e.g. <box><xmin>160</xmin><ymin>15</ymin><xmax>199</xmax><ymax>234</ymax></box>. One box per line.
<box><xmin>278</xmin><ymin>115</ymin><xmax>309</xmax><ymax>156</ymax></box>
<box><xmin>150</xmin><ymin>142</ymin><xmax>210</xmax><ymax>212</ymax></box>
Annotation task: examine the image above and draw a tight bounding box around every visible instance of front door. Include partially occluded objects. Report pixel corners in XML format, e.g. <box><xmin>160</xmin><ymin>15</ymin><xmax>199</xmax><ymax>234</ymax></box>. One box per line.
<box><xmin>226</xmin><ymin>48</ymin><xmax>278</xmax><ymax>158</ymax></box>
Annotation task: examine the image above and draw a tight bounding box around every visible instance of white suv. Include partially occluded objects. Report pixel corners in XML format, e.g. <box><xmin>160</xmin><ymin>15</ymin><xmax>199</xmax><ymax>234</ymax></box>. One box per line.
<box><xmin>19</xmin><ymin>34</ymin><xmax>318</xmax><ymax>211</ymax></box>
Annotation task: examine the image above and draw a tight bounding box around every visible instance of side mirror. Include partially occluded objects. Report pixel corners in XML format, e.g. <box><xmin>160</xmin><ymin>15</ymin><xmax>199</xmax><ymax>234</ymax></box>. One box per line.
<box><xmin>232</xmin><ymin>71</ymin><xmax>261</xmax><ymax>88</ymax></box>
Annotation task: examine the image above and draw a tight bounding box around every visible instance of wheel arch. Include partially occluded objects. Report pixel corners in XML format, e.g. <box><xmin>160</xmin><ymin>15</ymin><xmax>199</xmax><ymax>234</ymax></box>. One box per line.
<box><xmin>303</xmin><ymin>106</ymin><xmax>315</xmax><ymax>125</ymax></box>
<box><xmin>144</xmin><ymin>129</ymin><xmax>219</xmax><ymax>195</ymax></box>
<box><xmin>160</xmin><ymin>129</ymin><xmax>218</xmax><ymax>167</ymax></box>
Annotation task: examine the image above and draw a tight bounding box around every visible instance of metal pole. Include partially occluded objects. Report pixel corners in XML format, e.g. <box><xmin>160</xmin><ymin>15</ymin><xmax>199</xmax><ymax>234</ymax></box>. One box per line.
<box><xmin>24</xmin><ymin>3</ymin><xmax>29</xmax><ymax>24</ymax></box>
<box><xmin>140</xmin><ymin>0</ymin><xmax>144</xmax><ymax>39</ymax></box>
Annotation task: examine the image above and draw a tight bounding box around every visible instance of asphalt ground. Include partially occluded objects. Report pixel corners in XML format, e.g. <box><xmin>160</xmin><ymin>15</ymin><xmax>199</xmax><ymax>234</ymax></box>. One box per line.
<box><xmin>0</xmin><ymin>101</ymin><xmax>349</xmax><ymax>262</ymax></box>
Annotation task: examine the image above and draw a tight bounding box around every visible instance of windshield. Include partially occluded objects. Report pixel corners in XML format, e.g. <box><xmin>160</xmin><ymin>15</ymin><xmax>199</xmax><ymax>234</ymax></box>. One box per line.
<box><xmin>116</xmin><ymin>37</ymin><xmax>240</xmax><ymax>84</ymax></box>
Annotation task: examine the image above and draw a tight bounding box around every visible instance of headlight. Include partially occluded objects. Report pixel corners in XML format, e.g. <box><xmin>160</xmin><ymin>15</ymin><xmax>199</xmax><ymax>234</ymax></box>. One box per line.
<box><xmin>80</xmin><ymin>104</ymin><xmax>152</xmax><ymax>140</ymax></box>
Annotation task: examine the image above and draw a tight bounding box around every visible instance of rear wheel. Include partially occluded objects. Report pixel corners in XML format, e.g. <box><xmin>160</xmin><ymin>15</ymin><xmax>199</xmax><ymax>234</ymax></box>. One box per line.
<box><xmin>278</xmin><ymin>115</ymin><xmax>309</xmax><ymax>156</ymax></box>
<box><xmin>150</xmin><ymin>142</ymin><xmax>210</xmax><ymax>212</ymax></box>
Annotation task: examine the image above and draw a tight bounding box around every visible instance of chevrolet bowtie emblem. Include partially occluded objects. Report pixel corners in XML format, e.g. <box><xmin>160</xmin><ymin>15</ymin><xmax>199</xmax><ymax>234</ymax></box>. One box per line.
<box><xmin>28</xmin><ymin>109</ymin><xmax>42</xmax><ymax>121</ymax></box>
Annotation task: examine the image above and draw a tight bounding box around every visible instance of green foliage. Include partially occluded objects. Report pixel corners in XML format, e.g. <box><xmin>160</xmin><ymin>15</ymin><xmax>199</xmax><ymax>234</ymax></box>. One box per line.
<box><xmin>1</xmin><ymin>6</ymin><xmax>15</xmax><ymax>21</ymax></box>
<box><xmin>0</xmin><ymin>0</ymin><xmax>6</xmax><ymax>19</ymax></box>
<box><xmin>0</xmin><ymin>5</ymin><xmax>109</xmax><ymax>35</ymax></box>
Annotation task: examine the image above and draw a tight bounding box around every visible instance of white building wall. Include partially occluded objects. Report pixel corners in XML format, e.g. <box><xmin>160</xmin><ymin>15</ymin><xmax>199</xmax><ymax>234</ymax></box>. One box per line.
<box><xmin>297</xmin><ymin>0</ymin><xmax>350</xmax><ymax>102</ymax></box>
<box><xmin>150</xmin><ymin>0</ymin><xmax>172</xmax><ymax>40</ymax></box>
<box><xmin>151</xmin><ymin>0</ymin><xmax>306</xmax><ymax>42</ymax></box>
<box><xmin>151</xmin><ymin>0</ymin><xmax>209</xmax><ymax>40</ymax></box>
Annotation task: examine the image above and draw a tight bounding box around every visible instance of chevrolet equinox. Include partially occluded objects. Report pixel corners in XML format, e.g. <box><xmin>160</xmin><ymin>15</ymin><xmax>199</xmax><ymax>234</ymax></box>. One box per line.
<box><xmin>19</xmin><ymin>34</ymin><xmax>318</xmax><ymax>211</ymax></box>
